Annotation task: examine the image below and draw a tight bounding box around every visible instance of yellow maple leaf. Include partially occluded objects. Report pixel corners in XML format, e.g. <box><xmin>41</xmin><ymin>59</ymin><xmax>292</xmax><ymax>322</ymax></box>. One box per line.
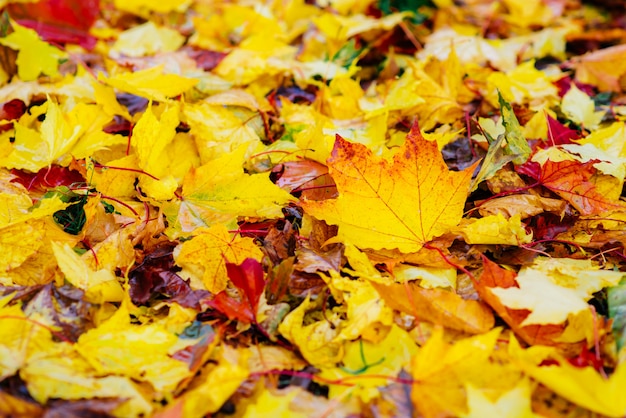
<box><xmin>176</xmin><ymin>345</ymin><xmax>249</xmax><ymax>417</ymax></box>
<box><xmin>510</xmin><ymin>337</ymin><xmax>626</xmax><ymax>417</ymax></box>
<box><xmin>278</xmin><ymin>295</ymin><xmax>344</xmax><ymax>368</ymax></box>
<box><xmin>243</xmin><ymin>388</ymin><xmax>307</xmax><ymax>418</ymax></box>
<box><xmin>75</xmin><ymin>298</ymin><xmax>191</xmax><ymax>392</ymax></box>
<box><xmin>166</xmin><ymin>146</ymin><xmax>294</xmax><ymax>234</ymax></box>
<box><xmin>561</xmin><ymin>84</ymin><xmax>605</xmax><ymax>130</ymax></box>
<box><xmin>486</xmin><ymin>60</ymin><xmax>558</xmax><ymax>105</ymax></box>
<box><xmin>0</xmin><ymin>22</ymin><xmax>66</xmax><ymax>81</ymax></box>
<box><xmin>325</xmin><ymin>270</ymin><xmax>394</xmax><ymax>342</ymax></box>
<box><xmin>0</xmin><ymin>195</ymin><xmax>68</xmax><ymax>283</ymax></box>
<box><xmin>111</xmin><ymin>21</ymin><xmax>185</xmax><ymax>58</ymax></box>
<box><xmin>501</xmin><ymin>0</ymin><xmax>556</xmax><ymax>28</ymax></box>
<box><xmin>92</xmin><ymin>80</ymin><xmax>132</xmax><ymax>120</ymax></box>
<box><xmin>490</xmin><ymin>257</ymin><xmax>624</xmax><ymax>325</ymax></box>
<box><xmin>302</xmin><ymin>122</ymin><xmax>476</xmax><ymax>253</ymax></box>
<box><xmin>0</xmin><ymin>98</ymin><xmax>81</xmax><ymax>171</ymax></box>
<box><xmin>89</xmin><ymin>155</ymin><xmax>140</xmax><ymax>199</ymax></box>
<box><xmin>411</xmin><ymin>327</ymin><xmax>502</xmax><ymax>418</ymax></box>
<box><xmin>98</xmin><ymin>65</ymin><xmax>198</xmax><ymax>102</ymax></box>
<box><xmin>113</xmin><ymin>0</ymin><xmax>190</xmax><ymax>14</ymax></box>
<box><xmin>319</xmin><ymin>324</ymin><xmax>419</xmax><ymax>403</ymax></box>
<box><xmin>463</xmin><ymin>378</ymin><xmax>538</xmax><ymax>418</ymax></box>
<box><xmin>51</xmin><ymin>242</ymin><xmax>124</xmax><ymax>304</ymax></box>
<box><xmin>183</xmin><ymin>102</ymin><xmax>263</xmax><ymax>163</ymax></box>
<box><xmin>174</xmin><ymin>223</ymin><xmax>263</xmax><ymax>293</ymax></box>
<box><xmin>0</xmin><ymin>296</ymin><xmax>54</xmax><ymax>380</ymax></box>
<box><xmin>528</xmin><ymin>362</ymin><xmax>626</xmax><ymax>417</ymax></box>
<box><xmin>22</xmin><ymin>344</ymin><xmax>153</xmax><ymax>417</ymax></box>
<box><xmin>131</xmin><ymin>103</ymin><xmax>180</xmax><ymax>199</ymax></box>
<box><xmin>456</xmin><ymin>213</ymin><xmax>533</xmax><ymax>245</ymax></box>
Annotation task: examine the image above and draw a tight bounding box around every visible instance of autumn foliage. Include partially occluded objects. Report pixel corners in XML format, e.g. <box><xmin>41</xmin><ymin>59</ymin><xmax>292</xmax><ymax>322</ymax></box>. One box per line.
<box><xmin>2</xmin><ymin>0</ymin><xmax>626</xmax><ymax>416</ymax></box>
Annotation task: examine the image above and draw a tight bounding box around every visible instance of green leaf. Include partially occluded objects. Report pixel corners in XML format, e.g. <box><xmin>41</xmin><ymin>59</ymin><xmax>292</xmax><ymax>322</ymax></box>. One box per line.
<box><xmin>498</xmin><ymin>91</ymin><xmax>531</xmax><ymax>165</ymax></box>
<box><xmin>378</xmin><ymin>0</ymin><xmax>434</xmax><ymax>23</ymax></box>
<box><xmin>470</xmin><ymin>134</ymin><xmax>516</xmax><ymax>192</ymax></box>
<box><xmin>609</xmin><ymin>280</ymin><xmax>626</xmax><ymax>352</ymax></box>
<box><xmin>53</xmin><ymin>195</ymin><xmax>88</xmax><ymax>235</ymax></box>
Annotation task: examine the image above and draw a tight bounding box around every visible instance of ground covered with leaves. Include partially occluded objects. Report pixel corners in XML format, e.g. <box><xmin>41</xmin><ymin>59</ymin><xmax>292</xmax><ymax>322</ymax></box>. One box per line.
<box><xmin>2</xmin><ymin>0</ymin><xmax>626</xmax><ymax>416</ymax></box>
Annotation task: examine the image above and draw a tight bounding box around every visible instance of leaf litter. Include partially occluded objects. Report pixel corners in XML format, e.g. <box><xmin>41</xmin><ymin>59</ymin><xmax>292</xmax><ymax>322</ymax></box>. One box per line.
<box><xmin>1</xmin><ymin>0</ymin><xmax>626</xmax><ymax>416</ymax></box>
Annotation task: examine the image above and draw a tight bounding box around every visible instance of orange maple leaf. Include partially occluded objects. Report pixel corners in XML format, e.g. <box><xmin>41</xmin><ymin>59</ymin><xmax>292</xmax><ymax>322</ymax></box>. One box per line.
<box><xmin>518</xmin><ymin>159</ymin><xmax>626</xmax><ymax>216</ymax></box>
<box><xmin>535</xmin><ymin>160</ymin><xmax>625</xmax><ymax>216</ymax></box>
<box><xmin>370</xmin><ymin>280</ymin><xmax>494</xmax><ymax>334</ymax></box>
<box><xmin>302</xmin><ymin>121</ymin><xmax>477</xmax><ymax>253</ymax></box>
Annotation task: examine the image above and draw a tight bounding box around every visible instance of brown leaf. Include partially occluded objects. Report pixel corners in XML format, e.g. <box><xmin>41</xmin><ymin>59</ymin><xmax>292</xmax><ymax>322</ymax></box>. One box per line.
<box><xmin>370</xmin><ymin>280</ymin><xmax>494</xmax><ymax>334</ymax></box>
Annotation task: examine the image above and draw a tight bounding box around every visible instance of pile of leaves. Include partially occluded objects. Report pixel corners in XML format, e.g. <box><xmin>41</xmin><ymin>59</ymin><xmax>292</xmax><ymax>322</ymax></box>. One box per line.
<box><xmin>2</xmin><ymin>0</ymin><xmax>626</xmax><ymax>416</ymax></box>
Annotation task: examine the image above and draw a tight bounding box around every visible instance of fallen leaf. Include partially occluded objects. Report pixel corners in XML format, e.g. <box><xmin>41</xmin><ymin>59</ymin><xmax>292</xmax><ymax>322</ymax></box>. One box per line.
<box><xmin>477</xmin><ymin>195</ymin><xmax>566</xmax><ymax>219</ymax></box>
<box><xmin>410</xmin><ymin>327</ymin><xmax>502</xmax><ymax>418</ymax></box>
<box><xmin>518</xmin><ymin>159</ymin><xmax>626</xmax><ymax>215</ymax></box>
<box><xmin>98</xmin><ymin>65</ymin><xmax>198</xmax><ymax>102</ymax></box>
<box><xmin>318</xmin><ymin>324</ymin><xmax>419</xmax><ymax>403</ymax></box>
<box><xmin>165</xmin><ymin>145</ymin><xmax>294</xmax><ymax>234</ymax></box>
<box><xmin>370</xmin><ymin>280</ymin><xmax>494</xmax><ymax>334</ymax></box>
<box><xmin>511</xmin><ymin>338</ymin><xmax>626</xmax><ymax>417</ymax></box>
<box><xmin>75</xmin><ymin>298</ymin><xmax>192</xmax><ymax>392</ymax></box>
<box><xmin>455</xmin><ymin>213</ymin><xmax>533</xmax><ymax>246</ymax></box>
<box><xmin>571</xmin><ymin>44</ymin><xmax>626</xmax><ymax>92</ymax></box>
<box><xmin>463</xmin><ymin>378</ymin><xmax>537</xmax><ymax>418</ymax></box>
<box><xmin>51</xmin><ymin>241</ymin><xmax>124</xmax><ymax>304</ymax></box>
<box><xmin>111</xmin><ymin>21</ymin><xmax>185</xmax><ymax>58</ymax></box>
<box><xmin>476</xmin><ymin>257</ymin><xmax>576</xmax><ymax>346</ymax></box>
<box><xmin>488</xmin><ymin>257</ymin><xmax>623</xmax><ymax>326</ymax></box>
<box><xmin>209</xmin><ymin>258</ymin><xmax>265</xmax><ymax>324</ymax></box>
<box><xmin>0</xmin><ymin>21</ymin><xmax>66</xmax><ymax>81</ymax></box>
<box><xmin>174</xmin><ymin>224</ymin><xmax>263</xmax><ymax>293</ymax></box>
<box><xmin>303</xmin><ymin>121</ymin><xmax>477</xmax><ymax>253</ymax></box>
<box><xmin>561</xmin><ymin>84</ymin><xmax>605</xmax><ymax>130</ymax></box>
<box><xmin>243</xmin><ymin>388</ymin><xmax>307</xmax><ymax>418</ymax></box>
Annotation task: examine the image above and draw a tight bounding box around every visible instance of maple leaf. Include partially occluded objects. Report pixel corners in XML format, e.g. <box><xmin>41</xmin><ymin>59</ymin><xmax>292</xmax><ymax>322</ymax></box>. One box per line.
<box><xmin>476</xmin><ymin>257</ymin><xmax>580</xmax><ymax>346</ymax></box>
<box><xmin>51</xmin><ymin>241</ymin><xmax>124</xmax><ymax>304</ymax></box>
<box><xmin>98</xmin><ymin>65</ymin><xmax>198</xmax><ymax>102</ymax></box>
<box><xmin>173</xmin><ymin>224</ymin><xmax>264</xmax><ymax>293</ymax></box>
<box><xmin>410</xmin><ymin>327</ymin><xmax>502</xmax><ymax>418</ymax></box>
<box><xmin>165</xmin><ymin>145</ymin><xmax>294</xmax><ymax>234</ymax></box>
<box><xmin>561</xmin><ymin>84</ymin><xmax>605</xmax><ymax>130</ymax></box>
<box><xmin>278</xmin><ymin>295</ymin><xmax>344</xmax><ymax>368</ymax></box>
<box><xmin>370</xmin><ymin>280</ymin><xmax>494</xmax><ymax>334</ymax></box>
<box><xmin>510</xmin><ymin>338</ymin><xmax>626</xmax><ymax>417</ymax></box>
<box><xmin>0</xmin><ymin>21</ymin><xmax>66</xmax><ymax>81</ymax></box>
<box><xmin>209</xmin><ymin>258</ymin><xmax>265</xmax><ymax>324</ymax></box>
<box><xmin>519</xmin><ymin>158</ymin><xmax>626</xmax><ymax>215</ymax></box>
<box><xmin>571</xmin><ymin>44</ymin><xmax>626</xmax><ymax>92</ymax></box>
<box><xmin>318</xmin><ymin>324</ymin><xmax>419</xmax><ymax>403</ymax></box>
<box><xmin>75</xmin><ymin>298</ymin><xmax>192</xmax><ymax>392</ymax></box>
<box><xmin>4</xmin><ymin>0</ymin><xmax>626</xmax><ymax>416</ymax></box>
<box><xmin>242</xmin><ymin>388</ymin><xmax>307</xmax><ymax>418</ymax></box>
<box><xmin>485</xmin><ymin>256</ymin><xmax>622</xmax><ymax>326</ymax></box>
<box><xmin>455</xmin><ymin>213</ymin><xmax>533</xmax><ymax>246</ymax></box>
<box><xmin>463</xmin><ymin>378</ymin><xmax>537</xmax><ymax>418</ymax></box>
<box><xmin>111</xmin><ymin>21</ymin><xmax>185</xmax><ymax>58</ymax></box>
<box><xmin>302</xmin><ymin>121</ymin><xmax>477</xmax><ymax>253</ymax></box>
